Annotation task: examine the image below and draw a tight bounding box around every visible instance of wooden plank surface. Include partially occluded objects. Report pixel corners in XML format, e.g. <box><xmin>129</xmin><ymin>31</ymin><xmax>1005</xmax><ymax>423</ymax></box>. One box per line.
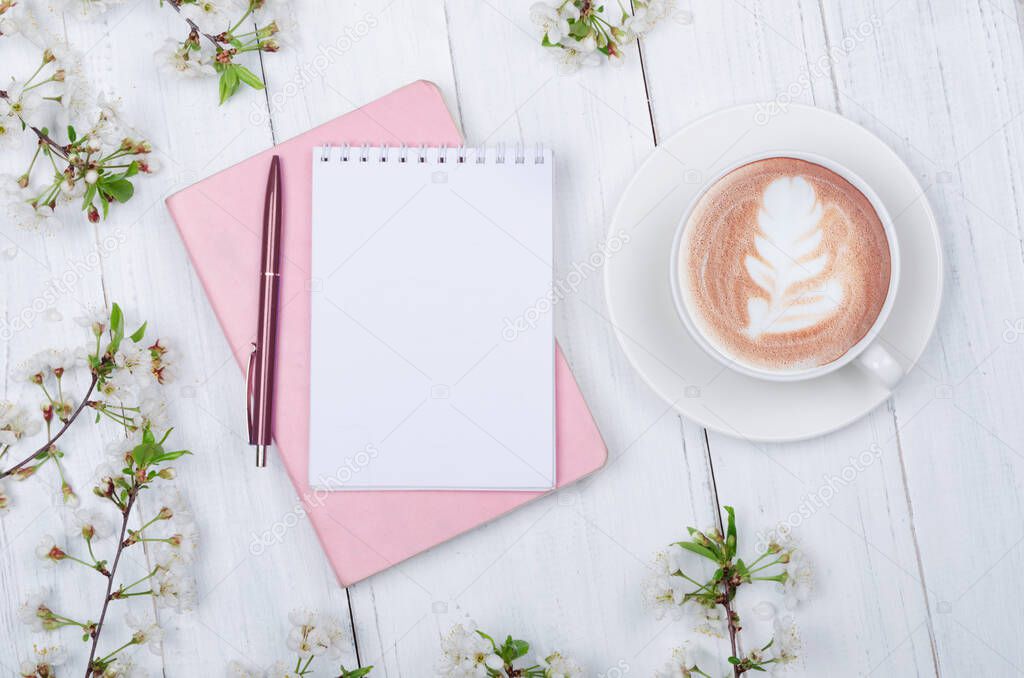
<box><xmin>1</xmin><ymin>0</ymin><xmax>1022</xmax><ymax>676</ymax></box>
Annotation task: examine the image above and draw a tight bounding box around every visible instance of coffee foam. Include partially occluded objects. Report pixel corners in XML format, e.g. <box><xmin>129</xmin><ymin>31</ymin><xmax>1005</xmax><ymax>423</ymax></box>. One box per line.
<box><xmin>678</xmin><ymin>157</ymin><xmax>891</xmax><ymax>372</ymax></box>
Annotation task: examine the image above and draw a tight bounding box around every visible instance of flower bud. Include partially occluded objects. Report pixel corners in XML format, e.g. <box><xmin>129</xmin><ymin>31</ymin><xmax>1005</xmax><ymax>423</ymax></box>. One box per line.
<box><xmin>52</xmin><ymin>68</ymin><xmax>65</xmax><ymax>82</ymax></box>
<box><xmin>42</xmin><ymin>48</ymin><xmax>55</xmax><ymax>63</ymax></box>
<box><xmin>157</xmin><ymin>506</ymin><xmax>174</xmax><ymax>519</ymax></box>
<box><xmin>158</xmin><ymin>467</ymin><xmax>176</xmax><ymax>480</ymax></box>
<box><xmin>261</xmin><ymin>39</ymin><xmax>280</xmax><ymax>52</ymax></box>
<box><xmin>13</xmin><ymin>466</ymin><xmax>36</xmax><ymax>480</ymax></box>
<box><xmin>84</xmin><ymin>169</ymin><xmax>98</xmax><ymax>184</ymax></box>
<box><xmin>88</xmin><ymin>205</ymin><xmax>100</xmax><ymax>223</ymax></box>
<box><xmin>17</xmin><ymin>173</ymin><xmax>28</xmax><ymax>188</ymax></box>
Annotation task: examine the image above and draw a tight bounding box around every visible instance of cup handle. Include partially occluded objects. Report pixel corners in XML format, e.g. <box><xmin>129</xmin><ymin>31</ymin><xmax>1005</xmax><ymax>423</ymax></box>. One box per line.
<box><xmin>856</xmin><ymin>343</ymin><xmax>902</xmax><ymax>389</ymax></box>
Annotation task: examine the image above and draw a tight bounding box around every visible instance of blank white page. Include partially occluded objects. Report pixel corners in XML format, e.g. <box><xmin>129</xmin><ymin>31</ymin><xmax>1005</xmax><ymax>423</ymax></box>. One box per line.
<box><xmin>309</xmin><ymin>146</ymin><xmax>554</xmax><ymax>490</ymax></box>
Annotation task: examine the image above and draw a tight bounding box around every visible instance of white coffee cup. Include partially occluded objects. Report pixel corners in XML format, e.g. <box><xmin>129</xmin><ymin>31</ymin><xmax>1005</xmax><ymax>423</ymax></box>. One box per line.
<box><xmin>669</xmin><ymin>151</ymin><xmax>902</xmax><ymax>387</ymax></box>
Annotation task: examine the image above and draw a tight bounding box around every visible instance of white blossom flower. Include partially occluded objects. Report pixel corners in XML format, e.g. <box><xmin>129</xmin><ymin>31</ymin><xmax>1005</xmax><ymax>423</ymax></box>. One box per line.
<box><xmin>21</xmin><ymin>642</ymin><xmax>68</xmax><ymax>676</ymax></box>
<box><xmin>769</xmin><ymin>615</ymin><xmax>802</xmax><ymax>666</ymax></box>
<box><xmin>155</xmin><ymin>39</ymin><xmax>216</xmax><ymax>78</ymax></box>
<box><xmin>529</xmin><ymin>1</ymin><xmax>573</xmax><ymax>43</ymax></box>
<box><xmin>100</xmin><ymin>656</ymin><xmax>141</xmax><ymax>678</ymax></box>
<box><xmin>2</xmin><ymin>81</ymin><xmax>43</xmax><ymax>118</ymax></box>
<box><xmin>655</xmin><ymin>645</ymin><xmax>695</xmax><ymax>678</ymax></box>
<box><xmin>547</xmin><ymin>35</ymin><xmax>601</xmax><ymax>74</ymax></box>
<box><xmin>114</xmin><ymin>342</ymin><xmax>150</xmax><ymax>376</ymax></box>
<box><xmin>152</xmin><ymin>565</ymin><xmax>197</xmax><ymax>612</ymax></box>
<box><xmin>5</xmin><ymin>198</ymin><xmax>61</xmax><ymax>231</ymax></box>
<box><xmin>96</xmin><ymin>368</ymin><xmax>138</xmax><ymax>403</ymax></box>
<box><xmin>264</xmin><ymin>662</ymin><xmax>300</xmax><ymax>678</ymax></box>
<box><xmin>35</xmin><ymin>534</ymin><xmax>67</xmax><ymax>566</ymax></box>
<box><xmin>49</xmin><ymin>0</ymin><xmax>124</xmax><ymax>19</ymax></box>
<box><xmin>694</xmin><ymin>602</ymin><xmax>727</xmax><ymax>638</ymax></box>
<box><xmin>75</xmin><ymin>306</ymin><xmax>108</xmax><ymax>336</ymax></box>
<box><xmin>436</xmin><ymin>623</ymin><xmax>504</xmax><ymax>677</ymax></box>
<box><xmin>126</xmin><ymin>611</ymin><xmax>164</xmax><ymax>655</ymax></box>
<box><xmin>286</xmin><ymin>610</ymin><xmax>347</xmax><ymax>660</ymax></box>
<box><xmin>0</xmin><ymin>11</ymin><xmax>20</xmax><ymax>36</ymax></box>
<box><xmin>537</xmin><ymin>650</ymin><xmax>582</xmax><ymax>677</ymax></box>
<box><xmin>178</xmin><ymin>0</ymin><xmax>229</xmax><ymax>24</ymax></box>
<box><xmin>624</xmin><ymin>0</ymin><xmax>676</xmax><ymax>36</ymax></box>
<box><xmin>136</xmin><ymin>388</ymin><xmax>170</xmax><ymax>429</ymax></box>
<box><xmin>781</xmin><ymin>548</ymin><xmax>813</xmax><ymax>609</ymax></box>
<box><xmin>17</xmin><ymin>588</ymin><xmax>53</xmax><ymax>630</ymax></box>
<box><xmin>155</xmin><ymin>518</ymin><xmax>199</xmax><ymax>566</ymax></box>
<box><xmin>0</xmin><ymin>116</ymin><xmax>22</xmax><ymax>150</ymax></box>
<box><xmin>0</xmin><ymin>400</ymin><xmax>41</xmax><ymax>445</ymax></box>
<box><xmin>226</xmin><ymin>660</ymin><xmax>266</xmax><ymax>678</ymax></box>
<box><xmin>641</xmin><ymin>545</ymin><xmax>692</xmax><ymax>620</ymax></box>
<box><xmin>58</xmin><ymin>66</ymin><xmax>93</xmax><ymax>127</ymax></box>
<box><xmin>72</xmin><ymin>507</ymin><xmax>115</xmax><ymax>540</ymax></box>
<box><xmin>42</xmin><ymin>348</ymin><xmax>76</xmax><ymax>374</ymax></box>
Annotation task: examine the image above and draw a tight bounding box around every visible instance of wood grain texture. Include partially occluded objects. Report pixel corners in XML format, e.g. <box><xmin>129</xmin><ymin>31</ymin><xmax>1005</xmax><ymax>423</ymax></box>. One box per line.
<box><xmin>1</xmin><ymin>0</ymin><xmax>1022</xmax><ymax>676</ymax></box>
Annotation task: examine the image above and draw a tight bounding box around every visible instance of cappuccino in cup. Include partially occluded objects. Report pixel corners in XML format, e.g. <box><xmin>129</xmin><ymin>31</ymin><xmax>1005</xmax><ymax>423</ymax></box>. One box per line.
<box><xmin>674</xmin><ymin>155</ymin><xmax>895</xmax><ymax>377</ymax></box>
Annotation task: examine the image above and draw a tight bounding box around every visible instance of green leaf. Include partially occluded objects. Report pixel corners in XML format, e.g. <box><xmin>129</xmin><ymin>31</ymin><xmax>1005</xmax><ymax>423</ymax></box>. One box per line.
<box><xmin>67</xmin><ymin>125</ymin><xmax>76</xmax><ymax>142</ymax></box>
<box><xmin>131</xmin><ymin>441</ymin><xmax>161</xmax><ymax>467</ymax></box>
<box><xmin>99</xmin><ymin>190</ymin><xmax>110</xmax><ymax>219</ymax></box>
<box><xmin>129</xmin><ymin>321</ymin><xmax>147</xmax><ymax>343</ymax></box>
<box><xmin>234</xmin><ymin>64</ymin><xmax>265</xmax><ymax>90</ymax></box>
<box><xmin>724</xmin><ymin>505</ymin><xmax>737</xmax><ymax>559</ymax></box>
<box><xmin>339</xmin><ymin>667</ymin><xmax>373</xmax><ymax>678</ymax></box>
<box><xmin>152</xmin><ymin>449</ymin><xmax>192</xmax><ymax>464</ymax></box>
<box><xmin>677</xmin><ymin>540</ymin><xmax>718</xmax><ymax>562</ymax></box>
<box><xmin>108</xmin><ymin>303</ymin><xmax>125</xmax><ymax>353</ymax></box>
<box><xmin>82</xmin><ymin>183</ymin><xmax>97</xmax><ymax>210</ymax></box>
<box><xmin>502</xmin><ymin>638</ymin><xmax>529</xmax><ymax>661</ymax></box>
<box><xmin>728</xmin><ymin>657</ymin><xmax>740</xmax><ymax>665</ymax></box>
<box><xmin>102</xmin><ymin>178</ymin><xmax>134</xmax><ymax>203</ymax></box>
<box><xmin>569</xmin><ymin>19</ymin><xmax>590</xmax><ymax>39</ymax></box>
<box><xmin>124</xmin><ymin>160</ymin><xmax>139</xmax><ymax>178</ymax></box>
<box><xmin>218</xmin><ymin>67</ymin><xmax>240</xmax><ymax>104</ymax></box>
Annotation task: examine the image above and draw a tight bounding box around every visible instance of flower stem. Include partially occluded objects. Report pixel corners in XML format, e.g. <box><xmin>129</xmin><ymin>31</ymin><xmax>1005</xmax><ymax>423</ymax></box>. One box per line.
<box><xmin>85</xmin><ymin>487</ymin><xmax>137</xmax><ymax>678</ymax></box>
<box><xmin>0</xmin><ymin>374</ymin><xmax>98</xmax><ymax>479</ymax></box>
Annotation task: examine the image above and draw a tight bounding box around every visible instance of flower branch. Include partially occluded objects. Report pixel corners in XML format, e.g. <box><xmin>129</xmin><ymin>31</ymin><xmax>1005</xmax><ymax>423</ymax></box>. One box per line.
<box><xmin>644</xmin><ymin>507</ymin><xmax>813</xmax><ymax>677</ymax></box>
<box><xmin>158</xmin><ymin>0</ymin><xmax>282</xmax><ymax>103</ymax></box>
<box><xmin>0</xmin><ymin>14</ymin><xmax>158</xmax><ymax>229</ymax></box>
<box><xmin>11</xmin><ymin>305</ymin><xmax>196</xmax><ymax>678</ymax></box>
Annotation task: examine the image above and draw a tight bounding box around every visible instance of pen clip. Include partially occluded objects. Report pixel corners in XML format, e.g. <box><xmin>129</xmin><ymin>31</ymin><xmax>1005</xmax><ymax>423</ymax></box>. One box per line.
<box><xmin>245</xmin><ymin>342</ymin><xmax>258</xmax><ymax>443</ymax></box>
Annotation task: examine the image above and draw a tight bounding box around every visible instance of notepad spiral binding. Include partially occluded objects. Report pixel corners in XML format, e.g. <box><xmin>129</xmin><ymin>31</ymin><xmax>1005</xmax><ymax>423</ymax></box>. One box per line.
<box><xmin>318</xmin><ymin>143</ymin><xmax>546</xmax><ymax>165</ymax></box>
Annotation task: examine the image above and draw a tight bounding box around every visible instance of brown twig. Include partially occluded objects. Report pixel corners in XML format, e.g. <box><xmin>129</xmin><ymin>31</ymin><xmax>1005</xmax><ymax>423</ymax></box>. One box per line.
<box><xmin>723</xmin><ymin>582</ymin><xmax>742</xmax><ymax>677</ymax></box>
<box><xmin>0</xmin><ymin>89</ymin><xmax>69</xmax><ymax>160</ymax></box>
<box><xmin>84</xmin><ymin>487</ymin><xmax>138</xmax><ymax>678</ymax></box>
<box><xmin>164</xmin><ymin>0</ymin><xmax>222</xmax><ymax>47</ymax></box>
<box><xmin>0</xmin><ymin>373</ymin><xmax>98</xmax><ymax>479</ymax></box>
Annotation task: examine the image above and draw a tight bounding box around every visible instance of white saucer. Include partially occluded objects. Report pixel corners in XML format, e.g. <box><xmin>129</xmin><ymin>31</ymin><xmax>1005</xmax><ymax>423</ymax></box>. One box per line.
<box><xmin>604</xmin><ymin>104</ymin><xmax>943</xmax><ymax>442</ymax></box>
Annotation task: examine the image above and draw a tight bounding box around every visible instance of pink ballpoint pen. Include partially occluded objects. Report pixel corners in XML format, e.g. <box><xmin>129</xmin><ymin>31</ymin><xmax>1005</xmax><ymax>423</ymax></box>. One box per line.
<box><xmin>246</xmin><ymin>155</ymin><xmax>283</xmax><ymax>467</ymax></box>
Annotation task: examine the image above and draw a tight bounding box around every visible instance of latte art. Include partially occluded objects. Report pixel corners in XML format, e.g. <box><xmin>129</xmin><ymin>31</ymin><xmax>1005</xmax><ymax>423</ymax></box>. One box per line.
<box><xmin>678</xmin><ymin>157</ymin><xmax>892</xmax><ymax>372</ymax></box>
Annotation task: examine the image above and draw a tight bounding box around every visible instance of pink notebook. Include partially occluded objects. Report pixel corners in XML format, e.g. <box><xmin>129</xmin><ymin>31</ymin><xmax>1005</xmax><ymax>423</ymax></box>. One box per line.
<box><xmin>166</xmin><ymin>81</ymin><xmax>607</xmax><ymax>585</ymax></box>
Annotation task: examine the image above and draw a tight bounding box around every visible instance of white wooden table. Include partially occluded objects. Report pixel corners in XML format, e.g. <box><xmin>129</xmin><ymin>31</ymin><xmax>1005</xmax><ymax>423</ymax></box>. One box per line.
<box><xmin>3</xmin><ymin>1</ymin><xmax>1023</xmax><ymax>676</ymax></box>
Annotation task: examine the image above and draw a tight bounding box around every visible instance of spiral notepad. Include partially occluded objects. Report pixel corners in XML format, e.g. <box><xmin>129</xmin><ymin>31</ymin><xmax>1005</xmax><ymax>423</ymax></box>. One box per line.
<box><xmin>309</xmin><ymin>144</ymin><xmax>555</xmax><ymax>491</ymax></box>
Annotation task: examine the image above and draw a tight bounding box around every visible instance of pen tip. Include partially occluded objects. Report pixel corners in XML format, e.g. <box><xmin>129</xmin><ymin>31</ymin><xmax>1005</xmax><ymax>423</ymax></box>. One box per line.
<box><xmin>256</xmin><ymin>444</ymin><xmax>268</xmax><ymax>467</ymax></box>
